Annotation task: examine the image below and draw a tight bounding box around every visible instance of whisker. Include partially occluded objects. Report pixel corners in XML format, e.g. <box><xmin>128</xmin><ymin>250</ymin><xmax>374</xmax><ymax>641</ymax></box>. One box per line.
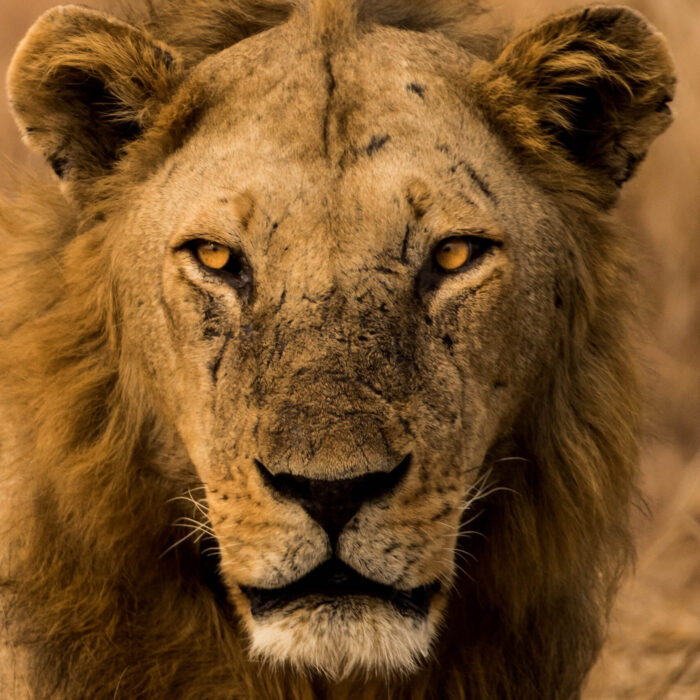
<box><xmin>173</xmin><ymin>524</ymin><xmax>216</xmax><ymax>540</ymax></box>
<box><xmin>459</xmin><ymin>508</ymin><xmax>486</xmax><ymax>528</ymax></box>
<box><xmin>186</xmin><ymin>489</ymin><xmax>210</xmax><ymax>518</ymax></box>
<box><xmin>461</xmin><ymin>486</ymin><xmax>519</xmax><ymax>511</ymax></box>
<box><xmin>167</xmin><ymin>485</ymin><xmax>209</xmax><ymax>505</ymax></box>
<box><xmin>493</xmin><ymin>456</ymin><xmax>529</xmax><ymax>465</ymax></box>
<box><xmin>457</xmin><ymin>529</ymin><xmax>487</xmax><ymax>540</ymax></box>
<box><xmin>160</xmin><ymin>528</ymin><xmax>201</xmax><ymax>558</ymax></box>
<box><xmin>437</xmin><ymin>543</ymin><xmax>477</xmax><ymax>561</ymax></box>
<box><xmin>174</xmin><ymin>515</ymin><xmax>211</xmax><ymax>525</ymax></box>
<box><xmin>444</xmin><ymin>556</ymin><xmax>474</xmax><ymax>583</ymax></box>
<box><xmin>169</xmin><ymin>494</ymin><xmax>210</xmax><ymax>509</ymax></box>
<box><xmin>201</xmin><ymin>546</ymin><xmax>221</xmax><ymax>557</ymax></box>
<box><xmin>450</xmin><ymin>547</ymin><xmax>478</xmax><ymax>562</ymax></box>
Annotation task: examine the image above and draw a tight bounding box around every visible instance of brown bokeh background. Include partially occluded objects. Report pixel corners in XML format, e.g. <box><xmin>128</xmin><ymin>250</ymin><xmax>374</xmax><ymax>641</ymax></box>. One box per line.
<box><xmin>1</xmin><ymin>1</ymin><xmax>698</xmax><ymax>696</ymax></box>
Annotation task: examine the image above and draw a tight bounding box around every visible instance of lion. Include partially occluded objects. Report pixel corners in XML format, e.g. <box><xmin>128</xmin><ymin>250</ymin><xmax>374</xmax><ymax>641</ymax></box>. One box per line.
<box><xmin>0</xmin><ymin>0</ymin><xmax>675</xmax><ymax>697</ymax></box>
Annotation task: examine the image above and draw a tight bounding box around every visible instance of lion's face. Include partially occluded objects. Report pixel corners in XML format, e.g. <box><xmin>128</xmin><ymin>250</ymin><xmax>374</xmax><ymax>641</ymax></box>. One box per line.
<box><xmin>111</xmin><ymin>25</ymin><xmax>562</xmax><ymax>677</ymax></box>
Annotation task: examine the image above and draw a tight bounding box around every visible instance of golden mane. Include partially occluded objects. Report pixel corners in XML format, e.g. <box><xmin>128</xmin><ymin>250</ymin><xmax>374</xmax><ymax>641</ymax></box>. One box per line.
<box><xmin>1</xmin><ymin>1</ymin><xmax>646</xmax><ymax>697</ymax></box>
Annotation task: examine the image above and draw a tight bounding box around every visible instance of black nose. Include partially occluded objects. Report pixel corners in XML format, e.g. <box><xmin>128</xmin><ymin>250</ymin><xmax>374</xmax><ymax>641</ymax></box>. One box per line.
<box><xmin>255</xmin><ymin>455</ymin><xmax>412</xmax><ymax>546</ymax></box>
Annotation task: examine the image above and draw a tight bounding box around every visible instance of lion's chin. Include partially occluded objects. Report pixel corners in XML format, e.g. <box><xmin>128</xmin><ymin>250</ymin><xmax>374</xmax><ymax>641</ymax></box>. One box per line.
<box><xmin>246</xmin><ymin>596</ymin><xmax>436</xmax><ymax>680</ymax></box>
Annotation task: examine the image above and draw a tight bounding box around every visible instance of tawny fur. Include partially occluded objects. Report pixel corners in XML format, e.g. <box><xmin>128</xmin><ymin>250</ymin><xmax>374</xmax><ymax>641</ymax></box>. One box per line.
<box><xmin>0</xmin><ymin>1</ymin><xmax>674</xmax><ymax>698</ymax></box>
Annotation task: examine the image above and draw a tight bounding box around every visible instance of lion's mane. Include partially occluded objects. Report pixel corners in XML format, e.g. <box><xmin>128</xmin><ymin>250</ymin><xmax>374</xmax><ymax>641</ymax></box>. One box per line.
<box><xmin>1</xmin><ymin>2</ymin><xmax>640</xmax><ymax>698</ymax></box>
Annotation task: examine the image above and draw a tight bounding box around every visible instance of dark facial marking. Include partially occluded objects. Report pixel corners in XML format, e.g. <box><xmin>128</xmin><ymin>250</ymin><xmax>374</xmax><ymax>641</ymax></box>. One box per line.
<box><xmin>322</xmin><ymin>54</ymin><xmax>338</xmax><ymax>159</ymax></box>
<box><xmin>406</xmin><ymin>83</ymin><xmax>426</xmax><ymax>99</ymax></box>
<box><xmin>366</xmin><ymin>134</ymin><xmax>390</xmax><ymax>157</ymax></box>
<box><xmin>455</xmin><ymin>191</ymin><xmax>477</xmax><ymax>207</ymax></box>
<box><xmin>209</xmin><ymin>333</ymin><xmax>232</xmax><ymax>383</ymax></box>
<box><xmin>460</xmin><ymin>162</ymin><xmax>495</xmax><ymax>201</ymax></box>
<box><xmin>400</xmin><ymin>225</ymin><xmax>411</xmax><ymax>265</ymax></box>
<box><xmin>274</xmin><ymin>288</ymin><xmax>287</xmax><ymax>313</ymax></box>
<box><xmin>160</xmin><ymin>292</ymin><xmax>178</xmax><ymax>335</ymax></box>
<box><xmin>172</xmin><ymin>271</ymin><xmax>230</xmax><ymax>340</ymax></box>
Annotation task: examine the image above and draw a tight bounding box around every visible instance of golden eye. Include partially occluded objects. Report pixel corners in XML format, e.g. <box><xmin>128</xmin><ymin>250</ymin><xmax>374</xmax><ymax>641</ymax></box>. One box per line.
<box><xmin>196</xmin><ymin>241</ymin><xmax>231</xmax><ymax>270</ymax></box>
<box><xmin>435</xmin><ymin>237</ymin><xmax>471</xmax><ymax>272</ymax></box>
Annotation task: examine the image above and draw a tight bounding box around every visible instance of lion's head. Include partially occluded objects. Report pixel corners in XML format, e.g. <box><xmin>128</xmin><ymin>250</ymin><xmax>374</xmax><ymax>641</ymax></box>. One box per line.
<box><xmin>1</xmin><ymin>1</ymin><xmax>674</xmax><ymax>696</ymax></box>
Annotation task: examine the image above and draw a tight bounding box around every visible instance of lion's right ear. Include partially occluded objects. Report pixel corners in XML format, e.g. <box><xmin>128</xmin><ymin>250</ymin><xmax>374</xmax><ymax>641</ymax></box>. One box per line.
<box><xmin>8</xmin><ymin>5</ymin><xmax>183</xmax><ymax>182</ymax></box>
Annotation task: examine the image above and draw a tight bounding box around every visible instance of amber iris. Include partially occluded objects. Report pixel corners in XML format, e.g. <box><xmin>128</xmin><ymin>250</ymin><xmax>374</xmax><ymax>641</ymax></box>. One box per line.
<box><xmin>196</xmin><ymin>241</ymin><xmax>231</xmax><ymax>270</ymax></box>
<box><xmin>435</xmin><ymin>237</ymin><xmax>471</xmax><ymax>271</ymax></box>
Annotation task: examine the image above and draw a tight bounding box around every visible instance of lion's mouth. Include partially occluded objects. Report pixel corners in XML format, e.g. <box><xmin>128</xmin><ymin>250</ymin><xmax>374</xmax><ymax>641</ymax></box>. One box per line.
<box><xmin>239</xmin><ymin>558</ymin><xmax>440</xmax><ymax>618</ymax></box>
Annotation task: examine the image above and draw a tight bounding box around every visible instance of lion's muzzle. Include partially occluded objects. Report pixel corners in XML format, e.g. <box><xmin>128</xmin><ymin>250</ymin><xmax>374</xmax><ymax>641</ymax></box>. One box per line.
<box><xmin>254</xmin><ymin>453</ymin><xmax>412</xmax><ymax>545</ymax></box>
<box><xmin>246</xmin><ymin>455</ymin><xmax>440</xmax><ymax>615</ymax></box>
<box><xmin>235</xmin><ymin>452</ymin><xmax>445</xmax><ymax>677</ymax></box>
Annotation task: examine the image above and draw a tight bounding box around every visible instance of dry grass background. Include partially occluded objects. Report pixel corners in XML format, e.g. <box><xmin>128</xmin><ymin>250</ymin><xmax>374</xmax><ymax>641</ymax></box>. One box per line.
<box><xmin>1</xmin><ymin>1</ymin><xmax>698</xmax><ymax>697</ymax></box>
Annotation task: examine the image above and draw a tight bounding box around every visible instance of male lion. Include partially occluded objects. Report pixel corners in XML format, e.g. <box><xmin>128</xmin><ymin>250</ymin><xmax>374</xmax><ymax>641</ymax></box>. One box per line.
<box><xmin>0</xmin><ymin>0</ymin><xmax>675</xmax><ymax>698</ymax></box>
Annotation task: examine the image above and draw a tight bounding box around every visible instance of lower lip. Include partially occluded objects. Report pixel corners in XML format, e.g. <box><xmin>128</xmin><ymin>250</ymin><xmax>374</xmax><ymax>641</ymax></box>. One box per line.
<box><xmin>239</xmin><ymin>560</ymin><xmax>440</xmax><ymax>619</ymax></box>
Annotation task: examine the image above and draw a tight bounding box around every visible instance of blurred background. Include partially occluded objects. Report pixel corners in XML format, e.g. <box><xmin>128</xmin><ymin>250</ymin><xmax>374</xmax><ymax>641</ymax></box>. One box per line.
<box><xmin>1</xmin><ymin>1</ymin><xmax>698</xmax><ymax>696</ymax></box>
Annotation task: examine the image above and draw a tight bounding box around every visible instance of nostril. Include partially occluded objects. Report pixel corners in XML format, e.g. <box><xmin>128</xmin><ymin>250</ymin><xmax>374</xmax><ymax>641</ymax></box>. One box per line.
<box><xmin>255</xmin><ymin>459</ymin><xmax>313</xmax><ymax>503</ymax></box>
<box><xmin>254</xmin><ymin>454</ymin><xmax>412</xmax><ymax>546</ymax></box>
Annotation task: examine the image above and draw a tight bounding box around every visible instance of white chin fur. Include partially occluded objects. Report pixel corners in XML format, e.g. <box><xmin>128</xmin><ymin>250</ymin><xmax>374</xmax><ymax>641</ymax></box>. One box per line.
<box><xmin>247</xmin><ymin>597</ymin><xmax>434</xmax><ymax>680</ymax></box>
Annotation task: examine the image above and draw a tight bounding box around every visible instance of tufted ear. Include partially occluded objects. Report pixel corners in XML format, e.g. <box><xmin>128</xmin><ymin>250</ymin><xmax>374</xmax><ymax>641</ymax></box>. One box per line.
<box><xmin>471</xmin><ymin>5</ymin><xmax>675</xmax><ymax>207</ymax></box>
<box><xmin>8</xmin><ymin>5</ymin><xmax>184</xmax><ymax>183</ymax></box>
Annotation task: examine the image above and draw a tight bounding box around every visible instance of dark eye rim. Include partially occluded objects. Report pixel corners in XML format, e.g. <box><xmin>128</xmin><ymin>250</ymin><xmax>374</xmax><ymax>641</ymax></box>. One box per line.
<box><xmin>416</xmin><ymin>233</ymin><xmax>500</xmax><ymax>296</ymax></box>
<box><xmin>180</xmin><ymin>237</ymin><xmax>253</xmax><ymax>290</ymax></box>
<box><xmin>431</xmin><ymin>233</ymin><xmax>497</xmax><ymax>275</ymax></box>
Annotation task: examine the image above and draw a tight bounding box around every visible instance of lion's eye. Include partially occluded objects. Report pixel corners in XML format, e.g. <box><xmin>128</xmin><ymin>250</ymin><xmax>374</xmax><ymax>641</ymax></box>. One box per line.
<box><xmin>433</xmin><ymin>235</ymin><xmax>495</xmax><ymax>274</ymax></box>
<box><xmin>185</xmin><ymin>238</ymin><xmax>251</xmax><ymax>292</ymax></box>
<box><xmin>196</xmin><ymin>241</ymin><xmax>232</xmax><ymax>270</ymax></box>
<box><xmin>434</xmin><ymin>237</ymin><xmax>471</xmax><ymax>271</ymax></box>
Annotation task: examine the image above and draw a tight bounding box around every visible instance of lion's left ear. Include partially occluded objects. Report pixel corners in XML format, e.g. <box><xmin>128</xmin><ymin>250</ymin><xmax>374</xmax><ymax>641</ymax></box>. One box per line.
<box><xmin>8</xmin><ymin>5</ymin><xmax>184</xmax><ymax>182</ymax></box>
<box><xmin>471</xmin><ymin>5</ymin><xmax>675</xmax><ymax>206</ymax></box>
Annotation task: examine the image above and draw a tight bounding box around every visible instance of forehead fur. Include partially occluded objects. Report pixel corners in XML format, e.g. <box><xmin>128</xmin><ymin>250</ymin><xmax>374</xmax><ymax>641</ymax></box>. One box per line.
<box><xmin>130</xmin><ymin>0</ymin><xmax>497</xmax><ymax>65</ymax></box>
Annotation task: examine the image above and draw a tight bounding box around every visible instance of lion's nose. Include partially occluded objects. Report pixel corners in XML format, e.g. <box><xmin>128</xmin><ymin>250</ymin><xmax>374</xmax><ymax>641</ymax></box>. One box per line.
<box><xmin>254</xmin><ymin>455</ymin><xmax>412</xmax><ymax>546</ymax></box>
